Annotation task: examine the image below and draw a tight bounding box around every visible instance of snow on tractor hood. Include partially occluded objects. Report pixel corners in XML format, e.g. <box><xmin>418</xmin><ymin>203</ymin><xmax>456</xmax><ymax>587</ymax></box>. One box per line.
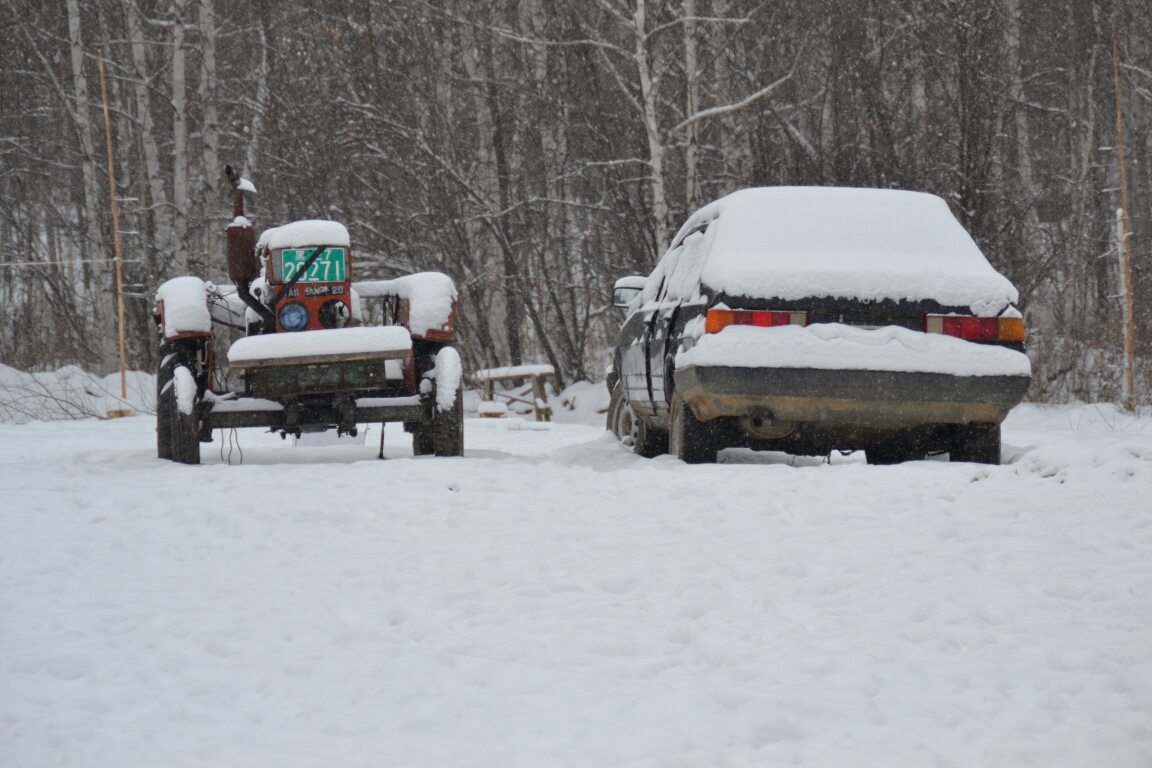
<box><xmin>259</xmin><ymin>220</ymin><xmax>351</xmax><ymax>252</ymax></box>
<box><xmin>227</xmin><ymin>326</ymin><xmax>412</xmax><ymax>367</ymax></box>
<box><xmin>665</xmin><ymin>187</ymin><xmax>1019</xmax><ymax>317</ymax></box>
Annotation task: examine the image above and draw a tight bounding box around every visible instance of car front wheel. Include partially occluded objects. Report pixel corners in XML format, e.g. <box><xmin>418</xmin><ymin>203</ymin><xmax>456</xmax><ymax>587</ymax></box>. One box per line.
<box><xmin>611</xmin><ymin>383</ymin><xmax>666</xmax><ymax>458</ymax></box>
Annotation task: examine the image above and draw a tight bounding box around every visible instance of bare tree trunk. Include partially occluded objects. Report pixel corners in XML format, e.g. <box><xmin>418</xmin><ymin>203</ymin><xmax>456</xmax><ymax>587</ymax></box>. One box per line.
<box><xmin>684</xmin><ymin>0</ymin><xmax>700</xmax><ymax>212</ymax></box>
<box><xmin>199</xmin><ymin>0</ymin><xmax>221</xmax><ymax>276</ymax></box>
<box><xmin>1005</xmin><ymin>0</ymin><xmax>1034</xmax><ymax>219</ymax></box>
<box><xmin>633</xmin><ymin>0</ymin><xmax>670</xmax><ymax>256</ymax></box>
<box><xmin>245</xmin><ymin>25</ymin><xmax>269</xmax><ymax>176</ymax></box>
<box><xmin>172</xmin><ymin>0</ymin><xmax>189</xmax><ymax>274</ymax></box>
<box><xmin>125</xmin><ymin>0</ymin><xmax>172</xmax><ymax>275</ymax></box>
<box><xmin>67</xmin><ymin>0</ymin><xmax>116</xmax><ymax>373</ymax></box>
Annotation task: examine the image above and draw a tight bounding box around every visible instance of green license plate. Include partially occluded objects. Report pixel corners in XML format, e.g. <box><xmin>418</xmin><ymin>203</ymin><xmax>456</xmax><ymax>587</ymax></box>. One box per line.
<box><xmin>276</xmin><ymin>247</ymin><xmax>348</xmax><ymax>283</ymax></box>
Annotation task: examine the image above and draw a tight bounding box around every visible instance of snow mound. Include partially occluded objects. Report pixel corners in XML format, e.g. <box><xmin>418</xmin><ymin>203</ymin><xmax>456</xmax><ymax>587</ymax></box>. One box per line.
<box><xmin>667</xmin><ymin>187</ymin><xmax>1018</xmax><ymax>316</ymax></box>
<box><xmin>677</xmin><ymin>323</ymin><xmax>1032</xmax><ymax>378</ymax></box>
<box><xmin>154</xmin><ymin>276</ymin><xmax>211</xmax><ymax>337</ymax></box>
<box><xmin>228</xmin><ymin>327</ymin><xmax>411</xmax><ymax>366</ymax></box>
<box><xmin>262</xmin><ymin>220</ymin><xmax>350</xmax><ymax>251</ymax></box>
<box><xmin>353</xmin><ymin>273</ymin><xmax>457</xmax><ymax>339</ymax></box>
<box><xmin>552</xmin><ymin>380</ymin><xmax>612</xmax><ymax>427</ymax></box>
<box><xmin>0</xmin><ymin>365</ymin><xmax>154</xmax><ymax>422</ymax></box>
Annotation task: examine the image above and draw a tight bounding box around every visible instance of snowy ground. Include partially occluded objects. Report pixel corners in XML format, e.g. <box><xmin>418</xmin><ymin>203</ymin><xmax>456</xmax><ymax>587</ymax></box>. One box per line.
<box><xmin>2</xmin><ymin>399</ymin><xmax>1151</xmax><ymax>767</ymax></box>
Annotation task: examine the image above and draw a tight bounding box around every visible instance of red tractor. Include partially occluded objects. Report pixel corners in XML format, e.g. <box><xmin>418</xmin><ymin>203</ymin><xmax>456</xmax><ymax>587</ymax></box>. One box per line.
<box><xmin>153</xmin><ymin>167</ymin><xmax>463</xmax><ymax>463</ymax></box>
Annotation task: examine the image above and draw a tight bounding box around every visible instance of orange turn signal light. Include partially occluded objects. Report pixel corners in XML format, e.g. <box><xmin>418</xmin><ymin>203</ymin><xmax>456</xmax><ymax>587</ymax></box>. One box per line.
<box><xmin>997</xmin><ymin>317</ymin><xmax>1025</xmax><ymax>342</ymax></box>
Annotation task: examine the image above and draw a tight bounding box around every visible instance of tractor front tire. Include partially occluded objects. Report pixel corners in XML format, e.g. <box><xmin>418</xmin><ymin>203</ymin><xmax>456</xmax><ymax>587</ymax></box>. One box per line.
<box><xmin>433</xmin><ymin>385</ymin><xmax>464</xmax><ymax>457</ymax></box>
<box><xmin>156</xmin><ymin>349</ymin><xmax>176</xmax><ymax>460</ymax></box>
<box><xmin>168</xmin><ymin>365</ymin><xmax>202</xmax><ymax>465</ymax></box>
<box><xmin>412</xmin><ymin>426</ymin><xmax>436</xmax><ymax>456</ymax></box>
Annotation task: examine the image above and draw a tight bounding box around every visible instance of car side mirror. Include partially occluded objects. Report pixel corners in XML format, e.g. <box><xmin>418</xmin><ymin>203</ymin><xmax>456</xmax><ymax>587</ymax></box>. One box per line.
<box><xmin>613</xmin><ymin>276</ymin><xmax>646</xmax><ymax>308</ymax></box>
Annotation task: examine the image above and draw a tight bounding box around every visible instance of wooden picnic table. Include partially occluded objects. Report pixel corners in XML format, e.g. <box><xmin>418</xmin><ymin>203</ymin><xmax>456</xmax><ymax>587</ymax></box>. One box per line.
<box><xmin>473</xmin><ymin>364</ymin><xmax>554</xmax><ymax>422</ymax></box>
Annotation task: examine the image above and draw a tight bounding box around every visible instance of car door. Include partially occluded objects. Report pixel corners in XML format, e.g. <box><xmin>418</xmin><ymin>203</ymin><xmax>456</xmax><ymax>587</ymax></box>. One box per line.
<box><xmin>646</xmin><ymin>302</ymin><xmax>679</xmax><ymax>420</ymax></box>
<box><xmin>617</xmin><ymin>304</ymin><xmax>654</xmax><ymax>414</ymax></box>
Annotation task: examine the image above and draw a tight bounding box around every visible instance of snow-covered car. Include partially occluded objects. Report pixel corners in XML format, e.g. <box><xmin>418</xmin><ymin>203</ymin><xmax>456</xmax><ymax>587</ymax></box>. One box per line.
<box><xmin>151</xmin><ymin>168</ymin><xmax>462</xmax><ymax>464</ymax></box>
<box><xmin>606</xmin><ymin>187</ymin><xmax>1032</xmax><ymax>465</ymax></box>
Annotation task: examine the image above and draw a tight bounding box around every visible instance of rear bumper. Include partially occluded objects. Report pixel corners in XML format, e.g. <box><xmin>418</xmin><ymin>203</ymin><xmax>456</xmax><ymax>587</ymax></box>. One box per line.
<box><xmin>674</xmin><ymin>365</ymin><xmax>1031</xmax><ymax>428</ymax></box>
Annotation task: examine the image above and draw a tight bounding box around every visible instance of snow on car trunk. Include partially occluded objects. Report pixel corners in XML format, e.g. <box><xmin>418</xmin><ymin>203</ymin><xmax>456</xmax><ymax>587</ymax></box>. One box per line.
<box><xmin>678</xmin><ymin>323</ymin><xmax>1032</xmax><ymax>377</ymax></box>
<box><xmin>672</xmin><ymin>187</ymin><xmax>1018</xmax><ymax>316</ymax></box>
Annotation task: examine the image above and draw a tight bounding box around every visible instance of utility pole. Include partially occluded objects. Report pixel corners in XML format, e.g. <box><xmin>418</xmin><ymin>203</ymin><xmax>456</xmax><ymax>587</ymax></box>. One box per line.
<box><xmin>1110</xmin><ymin>14</ymin><xmax>1136</xmax><ymax>412</ymax></box>
<box><xmin>98</xmin><ymin>52</ymin><xmax>130</xmax><ymax>417</ymax></box>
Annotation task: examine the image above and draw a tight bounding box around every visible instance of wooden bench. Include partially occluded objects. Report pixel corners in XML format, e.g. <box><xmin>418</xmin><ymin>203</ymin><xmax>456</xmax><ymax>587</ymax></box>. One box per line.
<box><xmin>473</xmin><ymin>364</ymin><xmax>555</xmax><ymax>422</ymax></box>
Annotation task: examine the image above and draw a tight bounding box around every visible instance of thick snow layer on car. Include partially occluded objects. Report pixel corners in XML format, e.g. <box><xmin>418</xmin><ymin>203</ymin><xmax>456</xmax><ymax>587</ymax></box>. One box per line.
<box><xmin>262</xmin><ymin>220</ymin><xmax>351</xmax><ymax>251</ymax></box>
<box><xmin>678</xmin><ymin>323</ymin><xmax>1032</xmax><ymax>377</ymax></box>
<box><xmin>353</xmin><ymin>273</ymin><xmax>457</xmax><ymax>339</ymax></box>
<box><xmin>227</xmin><ymin>326</ymin><xmax>411</xmax><ymax>365</ymax></box>
<box><xmin>2</xmin><ymin>404</ymin><xmax>1151</xmax><ymax>766</ymax></box>
<box><xmin>668</xmin><ymin>187</ymin><xmax>1018</xmax><ymax>316</ymax></box>
<box><xmin>154</xmin><ymin>276</ymin><xmax>211</xmax><ymax>337</ymax></box>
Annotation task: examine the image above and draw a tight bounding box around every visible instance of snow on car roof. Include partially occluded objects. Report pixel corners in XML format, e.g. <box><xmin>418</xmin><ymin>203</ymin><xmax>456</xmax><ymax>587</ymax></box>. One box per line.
<box><xmin>261</xmin><ymin>220</ymin><xmax>351</xmax><ymax>252</ymax></box>
<box><xmin>669</xmin><ymin>187</ymin><xmax>1018</xmax><ymax>316</ymax></box>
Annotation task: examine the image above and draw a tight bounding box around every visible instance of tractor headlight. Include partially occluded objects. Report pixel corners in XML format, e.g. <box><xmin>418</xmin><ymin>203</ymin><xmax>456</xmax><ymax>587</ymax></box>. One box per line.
<box><xmin>278</xmin><ymin>301</ymin><xmax>309</xmax><ymax>332</ymax></box>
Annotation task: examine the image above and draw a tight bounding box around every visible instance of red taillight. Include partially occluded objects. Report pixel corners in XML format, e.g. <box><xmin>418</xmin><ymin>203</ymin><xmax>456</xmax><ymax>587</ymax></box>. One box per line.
<box><xmin>925</xmin><ymin>314</ymin><xmax>1025</xmax><ymax>342</ymax></box>
<box><xmin>705</xmin><ymin>309</ymin><xmax>807</xmax><ymax>333</ymax></box>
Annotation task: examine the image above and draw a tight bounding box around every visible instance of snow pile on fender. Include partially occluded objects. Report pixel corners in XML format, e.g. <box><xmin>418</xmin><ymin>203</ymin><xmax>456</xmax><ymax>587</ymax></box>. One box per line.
<box><xmin>172</xmin><ymin>366</ymin><xmax>197</xmax><ymax>416</ymax></box>
<box><xmin>262</xmin><ymin>220</ymin><xmax>350</xmax><ymax>251</ymax></box>
<box><xmin>424</xmin><ymin>346</ymin><xmax>462</xmax><ymax>411</ymax></box>
<box><xmin>154</xmin><ymin>276</ymin><xmax>211</xmax><ymax>337</ymax></box>
<box><xmin>666</xmin><ymin>187</ymin><xmax>1018</xmax><ymax>316</ymax></box>
<box><xmin>353</xmin><ymin>273</ymin><xmax>457</xmax><ymax>339</ymax></box>
<box><xmin>677</xmin><ymin>323</ymin><xmax>1032</xmax><ymax>378</ymax></box>
<box><xmin>228</xmin><ymin>326</ymin><xmax>412</xmax><ymax>366</ymax></box>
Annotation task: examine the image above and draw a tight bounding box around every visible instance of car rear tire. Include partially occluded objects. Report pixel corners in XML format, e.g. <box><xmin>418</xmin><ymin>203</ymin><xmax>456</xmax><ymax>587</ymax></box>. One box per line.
<box><xmin>950</xmin><ymin>423</ymin><xmax>1000</xmax><ymax>464</ymax></box>
<box><xmin>432</xmin><ymin>385</ymin><xmax>464</xmax><ymax>457</ymax></box>
<box><xmin>669</xmin><ymin>390</ymin><xmax>716</xmax><ymax>464</ymax></box>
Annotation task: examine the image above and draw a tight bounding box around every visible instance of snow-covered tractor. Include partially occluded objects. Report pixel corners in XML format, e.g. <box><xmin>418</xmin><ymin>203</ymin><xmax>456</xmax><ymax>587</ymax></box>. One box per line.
<box><xmin>152</xmin><ymin>166</ymin><xmax>463</xmax><ymax>464</ymax></box>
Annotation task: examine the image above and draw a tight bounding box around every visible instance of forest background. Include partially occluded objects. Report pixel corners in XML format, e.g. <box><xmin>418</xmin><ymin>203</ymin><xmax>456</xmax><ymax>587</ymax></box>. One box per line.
<box><xmin>1</xmin><ymin>0</ymin><xmax>1149</xmax><ymax>402</ymax></box>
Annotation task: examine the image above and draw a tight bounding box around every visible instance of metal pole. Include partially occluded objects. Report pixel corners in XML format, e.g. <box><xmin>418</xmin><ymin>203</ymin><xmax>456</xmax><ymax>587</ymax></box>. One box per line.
<box><xmin>98</xmin><ymin>52</ymin><xmax>128</xmax><ymax>403</ymax></box>
<box><xmin>1110</xmin><ymin>15</ymin><xmax>1136</xmax><ymax>412</ymax></box>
